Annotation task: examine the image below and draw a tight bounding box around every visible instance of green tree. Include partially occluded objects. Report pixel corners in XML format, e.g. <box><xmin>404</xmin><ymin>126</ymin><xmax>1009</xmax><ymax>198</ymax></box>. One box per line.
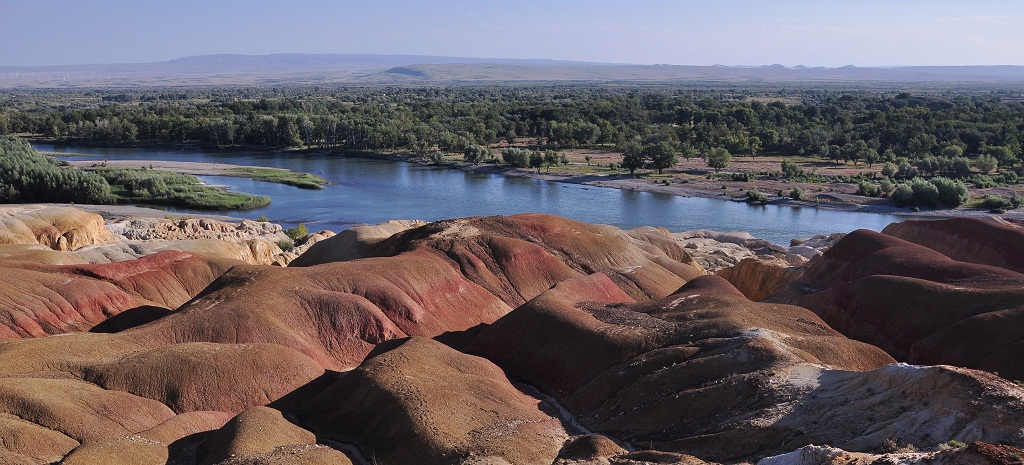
<box><xmin>985</xmin><ymin>145</ymin><xmax>1018</xmax><ymax>168</ymax></box>
<box><xmin>706</xmin><ymin>147</ymin><xmax>731</xmax><ymax>172</ymax></box>
<box><xmin>645</xmin><ymin>142</ymin><xmax>677</xmax><ymax>174</ymax></box>
<box><xmin>275</xmin><ymin>115</ymin><xmax>302</xmax><ymax>148</ymax></box>
<box><xmin>463</xmin><ymin>144</ymin><xmax>489</xmax><ymax>164</ymax></box>
<box><xmin>529</xmin><ymin>151</ymin><xmax>544</xmax><ymax>169</ymax></box>
<box><xmin>975</xmin><ymin>154</ymin><xmax>998</xmax><ymax>174</ymax></box>
<box><xmin>501</xmin><ymin>148</ymin><xmax>531</xmax><ymax>168</ymax></box>
<box><xmin>619</xmin><ymin>140</ymin><xmax>645</xmax><ymax>175</ymax></box>
<box><xmin>748</xmin><ymin>136</ymin><xmax>762</xmax><ymax>158</ymax></box>
<box><xmin>939</xmin><ymin>145</ymin><xmax>964</xmax><ymax>159</ymax></box>
<box><xmin>881</xmin><ymin>162</ymin><xmax>898</xmax><ymax>178</ymax></box>
<box><xmin>543</xmin><ymin>150</ymin><xmax>559</xmax><ymax>172</ymax></box>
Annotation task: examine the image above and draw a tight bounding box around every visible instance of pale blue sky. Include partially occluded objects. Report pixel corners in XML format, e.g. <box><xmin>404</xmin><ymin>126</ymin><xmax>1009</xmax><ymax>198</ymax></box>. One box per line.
<box><xmin>1</xmin><ymin>0</ymin><xmax>1022</xmax><ymax>67</ymax></box>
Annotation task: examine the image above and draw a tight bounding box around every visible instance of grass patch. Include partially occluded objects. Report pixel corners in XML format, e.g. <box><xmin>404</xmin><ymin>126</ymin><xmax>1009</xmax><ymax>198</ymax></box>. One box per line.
<box><xmin>93</xmin><ymin>168</ymin><xmax>270</xmax><ymax>210</ymax></box>
<box><xmin>229</xmin><ymin>167</ymin><xmax>327</xmax><ymax>189</ymax></box>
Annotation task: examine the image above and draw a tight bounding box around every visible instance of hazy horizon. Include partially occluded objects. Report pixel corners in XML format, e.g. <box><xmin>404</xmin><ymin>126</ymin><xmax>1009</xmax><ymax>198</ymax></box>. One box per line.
<box><xmin>2</xmin><ymin>0</ymin><xmax>1023</xmax><ymax>68</ymax></box>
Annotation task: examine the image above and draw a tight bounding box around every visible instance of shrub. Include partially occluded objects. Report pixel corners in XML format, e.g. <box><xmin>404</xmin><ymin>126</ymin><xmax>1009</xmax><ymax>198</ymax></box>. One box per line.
<box><xmin>892</xmin><ymin>183</ymin><xmax>915</xmax><ymax>207</ymax></box>
<box><xmin>981</xmin><ymin>194</ymin><xmax>1007</xmax><ymax>210</ymax></box>
<box><xmin>746</xmin><ymin>190</ymin><xmax>769</xmax><ymax>204</ymax></box>
<box><xmin>790</xmin><ymin>187</ymin><xmax>806</xmax><ymax>200</ymax></box>
<box><xmin>1012</xmin><ymin>193</ymin><xmax>1024</xmax><ymax>209</ymax></box>
<box><xmin>910</xmin><ymin>177</ymin><xmax>940</xmax><ymax>208</ymax></box>
<box><xmin>879</xmin><ymin>178</ymin><xmax>895</xmax><ymax>196</ymax></box>
<box><xmin>781</xmin><ymin>159</ymin><xmax>803</xmax><ymax>179</ymax></box>
<box><xmin>856</xmin><ymin>180</ymin><xmax>880</xmax><ymax>197</ymax></box>
<box><xmin>277</xmin><ymin>239</ymin><xmax>295</xmax><ymax>252</ymax></box>
<box><xmin>730</xmin><ymin>172</ymin><xmax>755</xmax><ymax>182</ymax></box>
<box><xmin>929</xmin><ymin>176</ymin><xmax>970</xmax><ymax>207</ymax></box>
<box><xmin>501</xmin><ymin>148</ymin><xmax>532</xmax><ymax>168</ymax></box>
<box><xmin>463</xmin><ymin>144</ymin><xmax>489</xmax><ymax>164</ymax></box>
<box><xmin>284</xmin><ymin>223</ymin><xmax>308</xmax><ymax>240</ymax></box>
<box><xmin>257</xmin><ymin>215</ymin><xmax>269</xmax><ymax>222</ymax></box>
<box><xmin>973</xmin><ymin>175</ymin><xmax>997</xmax><ymax>189</ymax></box>
<box><xmin>939</xmin><ymin>440</ymin><xmax>967</xmax><ymax>450</ymax></box>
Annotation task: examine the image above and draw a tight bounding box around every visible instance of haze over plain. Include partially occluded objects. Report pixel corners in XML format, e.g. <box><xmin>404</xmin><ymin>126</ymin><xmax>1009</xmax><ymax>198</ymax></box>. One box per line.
<box><xmin>2</xmin><ymin>0</ymin><xmax>1022</xmax><ymax>67</ymax></box>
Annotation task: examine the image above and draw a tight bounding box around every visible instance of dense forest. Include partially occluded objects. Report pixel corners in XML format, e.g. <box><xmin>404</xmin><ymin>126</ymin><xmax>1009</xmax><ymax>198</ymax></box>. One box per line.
<box><xmin>1</xmin><ymin>85</ymin><xmax>1021</xmax><ymax>171</ymax></box>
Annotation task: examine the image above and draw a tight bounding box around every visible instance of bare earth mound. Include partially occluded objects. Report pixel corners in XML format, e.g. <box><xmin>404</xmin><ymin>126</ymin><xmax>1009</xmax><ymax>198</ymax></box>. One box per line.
<box><xmin>303</xmin><ymin>337</ymin><xmax>568</xmax><ymax>465</ymax></box>
<box><xmin>770</xmin><ymin>226</ymin><xmax>1024</xmax><ymax>380</ymax></box>
<box><xmin>0</xmin><ymin>211</ymin><xmax>1022</xmax><ymax>463</ymax></box>
<box><xmin>0</xmin><ymin>250</ymin><xmax>237</xmax><ymax>338</ymax></box>
<box><xmin>468</xmin><ymin>274</ymin><xmax>1024</xmax><ymax>463</ymax></box>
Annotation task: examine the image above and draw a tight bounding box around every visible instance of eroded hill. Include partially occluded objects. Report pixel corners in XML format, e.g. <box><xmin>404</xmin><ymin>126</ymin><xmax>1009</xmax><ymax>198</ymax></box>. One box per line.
<box><xmin>0</xmin><ymin>209</ymin><xmax>1021</xmax><ymax>464</ymax></box>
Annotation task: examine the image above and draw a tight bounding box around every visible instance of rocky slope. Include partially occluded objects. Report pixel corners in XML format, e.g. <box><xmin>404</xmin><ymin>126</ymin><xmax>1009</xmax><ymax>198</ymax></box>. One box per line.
<box><xmin>0</xmin><ymin>210</ymin><xmax>1021</xmax><ymax>464</ymax></box>
<box><xmin>0</xmin><ymin>205</ymin><xmax>114</xmax><ymax>250</ymax></box>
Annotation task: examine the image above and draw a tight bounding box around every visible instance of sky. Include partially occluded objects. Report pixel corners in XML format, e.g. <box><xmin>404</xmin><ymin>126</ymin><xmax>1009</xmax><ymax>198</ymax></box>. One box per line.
<box><xmin>1</xmin><ymin>0</ymin><xmax>1022</xmax><ymax>67</ymax></box>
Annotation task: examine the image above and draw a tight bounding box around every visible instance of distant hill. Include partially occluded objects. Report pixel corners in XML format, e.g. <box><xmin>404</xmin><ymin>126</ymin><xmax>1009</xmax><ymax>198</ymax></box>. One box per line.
<box><xmin>1</xmin><ymin>53</ymin><xmax>1023</xmax><ymax>87</ymax></box>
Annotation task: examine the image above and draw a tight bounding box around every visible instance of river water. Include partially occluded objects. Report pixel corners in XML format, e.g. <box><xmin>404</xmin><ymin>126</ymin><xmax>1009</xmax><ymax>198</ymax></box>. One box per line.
<box><xmin>36</xmin><ymin>144</ymin><xmax>909</xmax><ymax>244</ymax></box>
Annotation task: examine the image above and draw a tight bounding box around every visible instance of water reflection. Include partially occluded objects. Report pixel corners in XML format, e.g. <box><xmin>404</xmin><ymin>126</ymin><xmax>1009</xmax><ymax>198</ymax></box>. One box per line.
<box><xmin>37</xmin><ymin>144</ymin><xmax>910</xmax><ymax>244</ymax></box>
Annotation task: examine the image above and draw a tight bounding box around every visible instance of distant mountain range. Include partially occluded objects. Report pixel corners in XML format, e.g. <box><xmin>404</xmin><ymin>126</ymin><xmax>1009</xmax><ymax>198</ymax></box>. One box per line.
<box><xmin>1</xmin><ymin>53</ymin><xmax>1023</xmax><ymax>87</ymax></box>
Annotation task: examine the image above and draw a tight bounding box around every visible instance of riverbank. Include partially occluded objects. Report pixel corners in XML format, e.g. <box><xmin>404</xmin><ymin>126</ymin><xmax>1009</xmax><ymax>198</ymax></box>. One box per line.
<box><xmin>456</xmin><ymin>160</ymin><xmax>1024</xmax><ymax>221</ymax></box>
<box><xmin>68</xmin><ymin>149</ymin><xmax>1023</xmax><ymax>221</ymax></box>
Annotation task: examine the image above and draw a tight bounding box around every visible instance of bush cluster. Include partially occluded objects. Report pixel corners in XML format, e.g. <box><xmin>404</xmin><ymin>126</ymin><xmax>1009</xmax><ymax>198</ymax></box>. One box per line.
<box><xmin>0</xmin><ymin>135</ymin><xmax>115</xmax><ymax>204</ymax></box>
<box><xmin>891</xmin><ymin>177</ymin><xmax>969</xmax><ymax>208</ymax></box>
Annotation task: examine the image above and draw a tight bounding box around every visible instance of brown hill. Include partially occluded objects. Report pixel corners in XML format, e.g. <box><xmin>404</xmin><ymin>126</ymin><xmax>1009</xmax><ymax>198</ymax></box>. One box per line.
<box><xmin>0</xmin><ymin>213</ymin><xmax>704</xmax><ymax>463</ymax></box>
<box><xmin>882</xmin><ymin>217</ymin><xmax>1024</xmax><ymax>273</ymax></box>
<box><xmin>289</xmin><ymin>219</ymin><xmax>424</xmax><ymax>265</ymax></box>
<box><xmin>197</xmin><ymin>406</ymin><xmax>351</xmax><ymax>465</ymax></box>
<box><xmin>769</xmin><ymin>227</ymin><xmax>1024</xmax><ymax>380</ymax></box>
<box><xmin>123</xmin><ymin>214</ymin><xmax>703</xmax><ymax>370</ymax></box>
<box><xmin>303</xmin><ymin>337</ymin><xmax>568</xmax><ymax>465</ymax></box>
<box><xmin>467</xmin><ymin>274</ymin><xmax>1024</xmax><ymax>463</ymax></box>
<box><xmin>362</xmin><ymin>214</ymin><xmax>705</xmax><ymax>303</ymax></box>
<box><xmin>2</xmin><ymin>212</ymin><xmax>1023</xmax><ymax>463</ymax></box>
<box><xmin>0</xmin><ymin>250</ymin><xmax>237</xmax><ymax>338</ymax></box>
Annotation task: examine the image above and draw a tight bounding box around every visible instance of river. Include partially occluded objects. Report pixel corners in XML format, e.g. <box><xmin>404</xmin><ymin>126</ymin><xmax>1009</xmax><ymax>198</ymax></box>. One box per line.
<box><xmin>35</xmin><ymin>144</ymin><xmax>910</xmax><ymax>244</ymax></box>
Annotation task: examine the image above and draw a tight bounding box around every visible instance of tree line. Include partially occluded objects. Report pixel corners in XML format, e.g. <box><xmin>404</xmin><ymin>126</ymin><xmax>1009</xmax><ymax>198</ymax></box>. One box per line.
<box><xmin>1</xmin><ymin>85</ymin><xmax>1022</xmax><ymax>170</ymax></box>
